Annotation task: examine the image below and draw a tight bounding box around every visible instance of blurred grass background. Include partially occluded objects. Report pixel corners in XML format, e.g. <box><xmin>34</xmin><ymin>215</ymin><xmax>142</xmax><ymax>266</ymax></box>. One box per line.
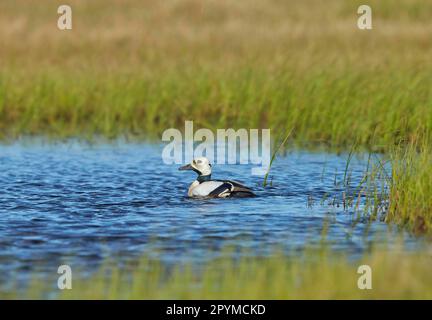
<box><xmin>0</xmin><ymin>0</ymin><xmax>431</xmax><ymax>146</ymax></box>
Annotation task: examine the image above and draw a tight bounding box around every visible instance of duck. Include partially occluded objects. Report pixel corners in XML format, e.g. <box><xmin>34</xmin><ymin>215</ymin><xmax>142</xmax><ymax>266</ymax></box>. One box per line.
<box><xmin>178</xmin><ymin>157</ymin><xmax>255</xmax><ymax>198</ymax></box>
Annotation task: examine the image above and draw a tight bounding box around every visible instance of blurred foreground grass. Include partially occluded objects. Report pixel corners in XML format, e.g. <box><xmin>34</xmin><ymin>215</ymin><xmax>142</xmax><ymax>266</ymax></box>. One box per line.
<box><xmin>2</xmin><ymin>247</ymin><xmax>432</xmax><ymax>299</ymax></box>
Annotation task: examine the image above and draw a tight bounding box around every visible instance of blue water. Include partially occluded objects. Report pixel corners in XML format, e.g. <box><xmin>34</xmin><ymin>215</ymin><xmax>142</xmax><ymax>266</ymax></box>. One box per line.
<box><xmin>0</xmin><ymin>140</ymin><xmax>423</xmax><ymax>285</ymax></box>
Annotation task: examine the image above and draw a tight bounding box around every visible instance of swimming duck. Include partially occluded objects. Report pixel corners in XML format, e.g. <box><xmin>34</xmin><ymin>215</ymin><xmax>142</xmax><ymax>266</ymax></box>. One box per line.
<box><xmin>179</xmin><ymin>157</ymin><xmax>255</xmax><ymax>198</ymax></box>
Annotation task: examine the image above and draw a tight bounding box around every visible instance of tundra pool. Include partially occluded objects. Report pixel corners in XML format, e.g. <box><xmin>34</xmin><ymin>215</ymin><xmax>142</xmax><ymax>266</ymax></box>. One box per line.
<box><xmin>0</xmin><ymin>140</ymin><xmax>424</xmax><ymax>286</ymax></box>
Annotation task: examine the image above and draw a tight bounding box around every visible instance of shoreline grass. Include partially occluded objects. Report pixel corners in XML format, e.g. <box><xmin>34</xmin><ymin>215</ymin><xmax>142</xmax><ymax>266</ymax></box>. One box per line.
<box><xmin>1</xmin><ymin>66</ymin><xmax>430</xmax><ymax>149</ymax></box>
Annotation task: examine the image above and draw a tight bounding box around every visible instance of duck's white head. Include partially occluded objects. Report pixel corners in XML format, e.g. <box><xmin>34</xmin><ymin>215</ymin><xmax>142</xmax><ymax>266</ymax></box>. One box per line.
<box><xmin>179</xmin><ymin>157</ymin><xmax>212</xmax><ymax>176</ymax></box>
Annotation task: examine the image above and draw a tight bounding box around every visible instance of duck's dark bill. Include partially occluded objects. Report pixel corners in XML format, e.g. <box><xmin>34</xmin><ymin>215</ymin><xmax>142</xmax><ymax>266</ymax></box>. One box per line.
<box><xmin>179</xmin><ymin>164</ymin><xmax>193</xmax><ymax>171</ymax></box>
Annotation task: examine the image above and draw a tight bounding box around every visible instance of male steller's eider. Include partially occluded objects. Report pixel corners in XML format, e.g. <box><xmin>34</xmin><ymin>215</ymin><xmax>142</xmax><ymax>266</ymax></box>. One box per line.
<box><xmin>179</xmin><ymin>157</ymin><xmax>255</xmax><ymax>198</ymax></box>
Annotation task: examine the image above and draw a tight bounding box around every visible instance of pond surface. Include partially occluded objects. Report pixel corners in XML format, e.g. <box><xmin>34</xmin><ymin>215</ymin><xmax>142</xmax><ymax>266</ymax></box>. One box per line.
<box><xmin>0</xmin><ymin>140</ymin><xmax>424</xmax><ymax>285</ymax></box>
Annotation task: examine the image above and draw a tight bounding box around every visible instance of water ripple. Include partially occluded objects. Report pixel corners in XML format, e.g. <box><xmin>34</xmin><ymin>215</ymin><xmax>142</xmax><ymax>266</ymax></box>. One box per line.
<box><xmin>0</xmin><ymin>141</ymin><xmax>424</xmax><ymax>282</ymax></box>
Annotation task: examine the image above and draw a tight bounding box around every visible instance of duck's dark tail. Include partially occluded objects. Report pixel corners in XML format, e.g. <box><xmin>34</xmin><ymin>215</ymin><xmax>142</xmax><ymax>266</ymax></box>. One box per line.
<box><xmin>231</xmin><ymin>190</ymin><xmax>256</xmax><ymax>198</ymax></box>
<box><xmin>229</xmin><ymin>181</ymin><xmax>256</xmax><ymax>198</ymax></box>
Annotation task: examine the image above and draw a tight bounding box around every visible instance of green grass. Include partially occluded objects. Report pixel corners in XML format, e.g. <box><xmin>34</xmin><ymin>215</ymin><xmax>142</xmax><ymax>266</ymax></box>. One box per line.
<box><xmin>263</xmin><ymin>127</ymin><xmax>294</xmax><ymax>187</ymax></box>
<box><xmin>3</xmin><ymin>246</ymin><xmax>432</xmax><ymax>299</ymax></box>
<box><xmin>386</xmin><ymin>142</ymin><xmax>432</xmax><ymax>233</ymax></box>
<box><xmin>1</xmin><ymin>67</ymin><xmax>431</xmax><ymax>148</ymax></box>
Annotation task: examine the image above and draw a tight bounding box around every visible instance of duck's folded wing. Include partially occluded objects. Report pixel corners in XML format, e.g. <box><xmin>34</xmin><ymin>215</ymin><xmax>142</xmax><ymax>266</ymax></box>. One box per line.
<box><xmin>224</xmin><ymin>180</ymin><xmax>253</xmax><ymax>192</ymax></box>
<box><xmin>208</xmin><ymin>180</ymin><xmax>255</xmax><ymax>197</ymax></box>
<box><xmin>207</xmin><ymin>182</ymin><xmax>233</xmax><ymax>197</ymax></box>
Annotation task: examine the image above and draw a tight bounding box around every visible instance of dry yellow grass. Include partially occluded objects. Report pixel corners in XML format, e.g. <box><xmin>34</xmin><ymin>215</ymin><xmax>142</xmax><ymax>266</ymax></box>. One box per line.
<box><xmin>1</xmin><ymin>0</ymin><xmax>432</xmax><ymax>72</ymax></box>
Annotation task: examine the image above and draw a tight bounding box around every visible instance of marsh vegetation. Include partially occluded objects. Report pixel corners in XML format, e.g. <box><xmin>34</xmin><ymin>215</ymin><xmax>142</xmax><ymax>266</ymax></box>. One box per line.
<box><xmin>0</xmin><ymin>0</ymin><xmax>431</xmax><ymax>299</ymax></box>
